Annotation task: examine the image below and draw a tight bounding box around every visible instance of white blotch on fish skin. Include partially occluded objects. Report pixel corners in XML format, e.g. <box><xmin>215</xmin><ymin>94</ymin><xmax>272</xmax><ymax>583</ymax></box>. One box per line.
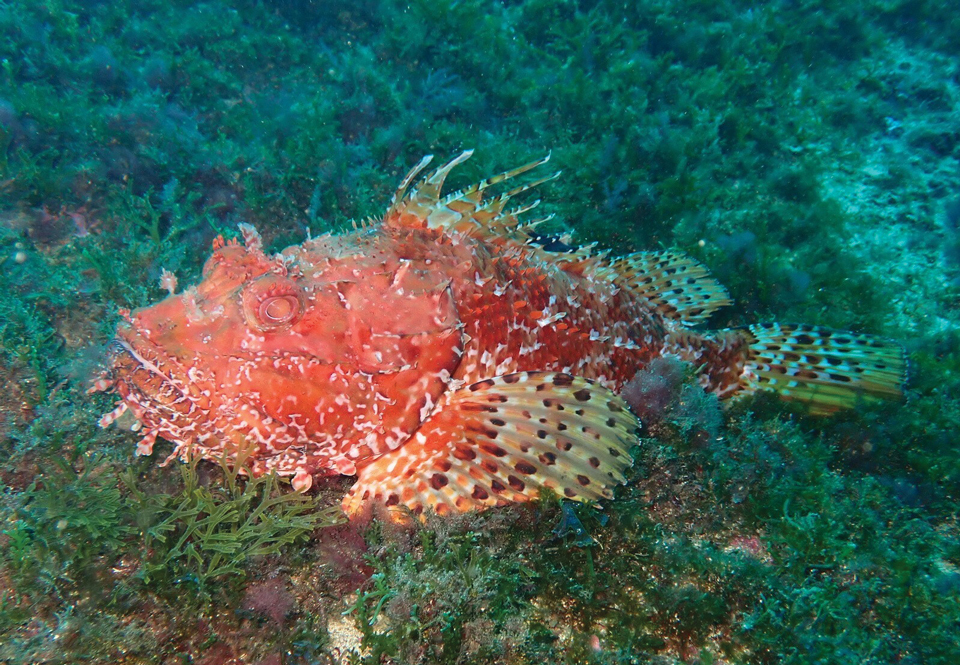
<box><xmin>419</xmin><ymin>392</ymin><xmax>436</xmax><ymax>421</ymax></box>
<box><xmin>537</xmin><ymin>311</ymin><xmax>568</xmax><ymax>327</ymax></box>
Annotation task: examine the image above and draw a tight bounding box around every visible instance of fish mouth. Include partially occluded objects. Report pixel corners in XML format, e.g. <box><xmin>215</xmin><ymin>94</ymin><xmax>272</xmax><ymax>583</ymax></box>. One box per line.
<box><xmin>100</xmin><ymin>326</ymin><xmax>214</xmax><ymax>460</ymax></box>
<box><xmin>111</xmin><ymin>336</ymin><xmax>176</xmax><ymax>386</ymax></box>
<box><xmin>106</xmin><ymin>325</ymin><xmax>200</xmax><ymax>414</ymax></box>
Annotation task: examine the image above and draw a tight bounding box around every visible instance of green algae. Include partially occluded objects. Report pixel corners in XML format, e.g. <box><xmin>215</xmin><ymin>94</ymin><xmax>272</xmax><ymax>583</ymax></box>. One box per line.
<box><xmin>121</xmin><ymin>448</ymin><xmax>345</xmax><ymax>596</ymax></box>
<box><xmin>347</xmin><ymin>527</ymin><xmax>536</xmax><ymax>664</ymax></box>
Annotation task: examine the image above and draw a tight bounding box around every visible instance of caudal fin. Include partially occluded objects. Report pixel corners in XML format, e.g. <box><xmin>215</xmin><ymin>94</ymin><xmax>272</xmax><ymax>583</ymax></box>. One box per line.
<box><xmin>739</xmin><ymin>323</ymin><xmax>906</xmax><ymax>415</ymax></box>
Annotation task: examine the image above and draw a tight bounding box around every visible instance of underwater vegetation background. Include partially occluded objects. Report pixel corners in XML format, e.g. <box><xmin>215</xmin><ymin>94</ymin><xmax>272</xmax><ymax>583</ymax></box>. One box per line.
<box><xmin>1</xmin><ymin>0</ymin><xmax>959</xmax><ymax>662</ymax></box>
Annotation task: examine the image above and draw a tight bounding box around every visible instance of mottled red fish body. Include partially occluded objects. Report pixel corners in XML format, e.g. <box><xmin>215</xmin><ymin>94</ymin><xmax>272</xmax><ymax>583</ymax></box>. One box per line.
<box><xmin>97</xmin><ymin>152</ymin><xmax>906</xmax><ymax>518</ymax></box>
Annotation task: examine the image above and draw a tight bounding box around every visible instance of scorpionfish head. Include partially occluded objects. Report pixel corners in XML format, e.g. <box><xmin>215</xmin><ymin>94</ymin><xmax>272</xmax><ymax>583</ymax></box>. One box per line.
<box><xmin>101</xmin><ymin>226</ymin><xmax>464</xmax><ymax>487</ymax></box>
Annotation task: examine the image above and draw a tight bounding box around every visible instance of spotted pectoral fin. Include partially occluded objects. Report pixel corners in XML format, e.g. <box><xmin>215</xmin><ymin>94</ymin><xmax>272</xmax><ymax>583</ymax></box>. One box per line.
<box><xmin>341</xmin><ymin>372</ymin><xmax>639</xmax><ymax>520</ymax></box>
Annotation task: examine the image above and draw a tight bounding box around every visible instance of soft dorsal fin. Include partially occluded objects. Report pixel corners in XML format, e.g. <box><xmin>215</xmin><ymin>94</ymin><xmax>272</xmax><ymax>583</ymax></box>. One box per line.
<box><xmin>341</xmin><ymin>372</ymin><xmax>638</xmax><ymax>520</ymax></box>
<box><xmin>612</xmin><ymin>251</ymin><xmax>732</xmax><ymax>326</ymax></box>
<box><xmin>383</xmin><ymin>151</ymin><xmax>559</xmax><ymax>235</ymax></box>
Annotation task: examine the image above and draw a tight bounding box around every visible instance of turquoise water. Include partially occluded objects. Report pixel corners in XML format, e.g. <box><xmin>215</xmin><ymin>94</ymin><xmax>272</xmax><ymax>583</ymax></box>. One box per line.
<box><xmin>1</xmin><ymin>2</ymin><xmax>958</xmax><ymax>663</ymax></box>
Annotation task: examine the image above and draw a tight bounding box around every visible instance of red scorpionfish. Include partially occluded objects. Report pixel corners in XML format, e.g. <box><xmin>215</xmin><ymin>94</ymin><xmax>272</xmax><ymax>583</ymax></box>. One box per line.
<box><xmin>93</xmin><ymin>151</ymin><xmax>906</xmax><ymax>519</ymax></box>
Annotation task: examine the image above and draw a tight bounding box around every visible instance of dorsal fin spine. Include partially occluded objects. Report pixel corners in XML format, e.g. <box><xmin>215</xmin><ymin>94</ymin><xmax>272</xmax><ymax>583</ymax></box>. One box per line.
<box><xmin>384</xmin><ymin>151</ymin><xmax>555</xmax><ymax>233</ymax></box>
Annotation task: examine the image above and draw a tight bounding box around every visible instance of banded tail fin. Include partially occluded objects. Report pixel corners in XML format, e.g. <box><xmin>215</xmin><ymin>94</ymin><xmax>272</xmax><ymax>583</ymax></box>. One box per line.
<box><xmin>739</xmin><ymin>323</ymin><xmax>906</xmax><ymax>415</ymax></box>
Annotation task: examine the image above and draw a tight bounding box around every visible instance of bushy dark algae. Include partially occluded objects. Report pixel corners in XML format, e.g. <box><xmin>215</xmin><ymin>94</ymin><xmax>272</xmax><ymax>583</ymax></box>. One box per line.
<box><xmin>1</xmin><ymin>1</ymin><xmax>959</xmax><ymax>663</ymax></box>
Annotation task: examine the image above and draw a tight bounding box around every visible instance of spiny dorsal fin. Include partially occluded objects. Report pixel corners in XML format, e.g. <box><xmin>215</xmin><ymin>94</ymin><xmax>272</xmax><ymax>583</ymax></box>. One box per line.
<box><xmin>383</xmin><ymin>151</ymin><xmax>558</xmax><ymax>234</ymax></box>
<box><xmin>612</xmin><ymin>251</ymin><xmax>732</xmax><ymax>326</ymax></box>
<box><xmin>341</xmin><ymin>372</ymin><xmax>638</xmax><ymax>520</ymax></box>
<box><xmin>738</xmin><ymin>323</ymin><xmax>906</xmax><ymax>414</ymax></box>
<box><xmin>439</xmin><ymin>153</ymin><xmax>553</xmax><ymax>209</ymax></box>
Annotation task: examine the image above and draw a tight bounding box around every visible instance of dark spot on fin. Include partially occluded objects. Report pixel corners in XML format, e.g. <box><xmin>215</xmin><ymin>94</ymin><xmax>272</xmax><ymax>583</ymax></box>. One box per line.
<box><xmin>741</xmin><ymin>323</ymin><xmax>906</xmax><ymax>415</ymax></box>
<box><xmin>612</xmin><ymin>250</ymin><xmax>732</xmax><ymax>325</ymax></box>
<box><xmin>527</xmin><ymin>231</ymin><xmax>576</xmax><ymax>253</ymax></box>
<box><xmin>341</xmin><ymin>371</ymin><xmax>639</xmax><ymax>519</ymax></box>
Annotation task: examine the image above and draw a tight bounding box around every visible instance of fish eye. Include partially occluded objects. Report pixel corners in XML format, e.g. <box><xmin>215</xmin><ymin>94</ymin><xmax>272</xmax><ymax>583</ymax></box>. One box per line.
<box><xmin>242</xmin><ymin>275</ymin><xmax>304</xmax><ymax>330</ymax></box>
<box><xmin>259</xmin><ymin>295</ymin><xmax>299</xmax><ymax>324</ymax></box>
